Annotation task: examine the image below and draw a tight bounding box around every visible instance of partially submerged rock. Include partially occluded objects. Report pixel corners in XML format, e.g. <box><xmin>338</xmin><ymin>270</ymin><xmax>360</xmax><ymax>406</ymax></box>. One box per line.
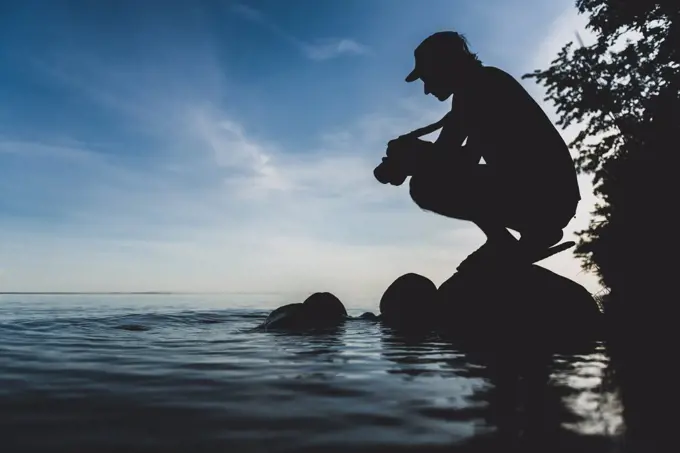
<box><xmin>358</xmin><ymin>312</ymin><xmax>380</xmax><ymax>321</ymax></box>
<box><xmin>259</xmin><ymin>264</ymin><xmax>602</xmax><ymax>342</ymax></box>
<box><xmin>261</xmin><ymin>292</ymin><xmax>347</xmax><ymax>330</ymax></box>
<box><xmin>436</xmin><ymin>264</ymin><xmax>603</xmax><ymax>341</ymax></box>
<box><xmin>379</xmin><ymin>273</ymin><xmax>439</xmax><ymax>328</ymax></box>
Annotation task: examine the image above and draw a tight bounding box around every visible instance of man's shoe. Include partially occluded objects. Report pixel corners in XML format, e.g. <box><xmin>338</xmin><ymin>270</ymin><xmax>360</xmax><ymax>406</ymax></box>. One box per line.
<box><xmin>518</xmin><ymin>229</ymin><xmax>564</xmax><ymax>263</ymax></box>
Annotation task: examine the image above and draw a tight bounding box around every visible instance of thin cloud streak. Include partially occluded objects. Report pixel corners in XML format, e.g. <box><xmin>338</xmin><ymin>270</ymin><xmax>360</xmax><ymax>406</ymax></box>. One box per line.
<box><xmin>231</xmin><ymin>3</ymin><xmax>370</xmax><ymax>60</ymax></box>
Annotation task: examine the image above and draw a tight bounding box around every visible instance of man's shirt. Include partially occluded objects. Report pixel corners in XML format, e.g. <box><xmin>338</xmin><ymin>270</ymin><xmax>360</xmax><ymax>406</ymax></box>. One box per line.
<box><xmin>436</xmin><ymin>65</ymin><xmax>581</xmax><ymax>205</ymax></box>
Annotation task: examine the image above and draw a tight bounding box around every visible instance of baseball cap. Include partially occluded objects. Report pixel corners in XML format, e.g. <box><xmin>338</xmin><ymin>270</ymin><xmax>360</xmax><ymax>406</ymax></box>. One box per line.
<box><xmin>405</xmin><ymin>31</ymin><xmax>469</xmax><ymax>83</ymax></box>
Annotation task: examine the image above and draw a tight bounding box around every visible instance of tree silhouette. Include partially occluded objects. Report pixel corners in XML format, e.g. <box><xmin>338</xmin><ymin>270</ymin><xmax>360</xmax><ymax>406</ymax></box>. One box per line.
<box><xmin>522</xmin><ymin>0</ymin><xmax>679</xmax><ymax>314</ymax></box>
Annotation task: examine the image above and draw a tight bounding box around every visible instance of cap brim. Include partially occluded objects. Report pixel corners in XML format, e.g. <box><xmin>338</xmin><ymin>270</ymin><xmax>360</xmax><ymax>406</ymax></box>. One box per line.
<box><xmin>405</xmin><ymin>68</ymin><xmax>419</xmax><ymax>82</ymax></box>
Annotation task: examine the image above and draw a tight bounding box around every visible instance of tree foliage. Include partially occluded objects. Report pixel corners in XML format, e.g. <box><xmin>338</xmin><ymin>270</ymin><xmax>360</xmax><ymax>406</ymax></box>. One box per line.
<box><xmin>523</xmin><ymin>0</ymin><xmax>679</xmax><ymax>300</ymax></box>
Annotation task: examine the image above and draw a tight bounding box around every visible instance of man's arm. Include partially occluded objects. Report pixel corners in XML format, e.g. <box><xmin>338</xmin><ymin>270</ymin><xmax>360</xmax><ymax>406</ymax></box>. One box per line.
<box><xmin>432</xmin><ymin>102</ymin><xmax>481</xmax><ymax>166</ymax></box>
<box><xmin>385</xmin><ymin>102</ymin><xmax>477</xmax><ymax>178</ymax></box>
<box><xmin>433</xmin><ymin>102</ymin><xmax>466</xmax><ymax>149</ymax></box>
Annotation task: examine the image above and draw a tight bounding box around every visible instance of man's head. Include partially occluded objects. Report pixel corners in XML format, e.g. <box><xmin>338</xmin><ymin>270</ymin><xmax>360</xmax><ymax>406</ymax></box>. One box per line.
<box><xmin>405</xmin><ymin>31</ymin><xmax>481</xmax><ymax>101</ymax></box>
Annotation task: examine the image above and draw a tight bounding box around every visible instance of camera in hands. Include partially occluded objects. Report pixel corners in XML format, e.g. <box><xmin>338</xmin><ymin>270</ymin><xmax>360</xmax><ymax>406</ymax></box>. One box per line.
<box><xmin>373</xmin><ymin>137</ymin><xmax>411</xmax><ymax>186</ymax></box>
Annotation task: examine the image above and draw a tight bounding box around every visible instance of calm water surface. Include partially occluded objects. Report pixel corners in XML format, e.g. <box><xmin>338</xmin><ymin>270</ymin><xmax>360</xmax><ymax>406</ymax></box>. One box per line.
<box><xmin>1</xmin><ymin>294</ymin><xmax>624</xmax><ymax>452</ymax></box>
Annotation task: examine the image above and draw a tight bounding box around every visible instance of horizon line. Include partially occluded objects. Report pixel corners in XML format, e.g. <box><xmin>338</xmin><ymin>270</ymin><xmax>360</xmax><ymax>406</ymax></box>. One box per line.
<box><xmin>0</xmin><ymin>291</ymin><xmax>292</xmax><ymax>295</ymax></box>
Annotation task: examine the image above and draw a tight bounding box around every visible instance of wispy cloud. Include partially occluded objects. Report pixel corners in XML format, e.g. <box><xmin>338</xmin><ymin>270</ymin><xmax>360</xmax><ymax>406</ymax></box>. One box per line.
<box><xmin>304</xmin><ymin>38</ymin><xmax>370</xmax><ymax>61</ymax></box>
<box><xmin>231</xmin><ymin>3</ymin><xmax>369</xmax><ymax>60</ymax></box>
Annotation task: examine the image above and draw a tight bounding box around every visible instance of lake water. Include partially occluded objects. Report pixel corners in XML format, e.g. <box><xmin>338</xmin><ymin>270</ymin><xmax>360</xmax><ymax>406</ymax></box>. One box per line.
<box><xmin>0</xmin><ymin>294</ymin><xmax>627</xmax><ymax>452</ymax></box>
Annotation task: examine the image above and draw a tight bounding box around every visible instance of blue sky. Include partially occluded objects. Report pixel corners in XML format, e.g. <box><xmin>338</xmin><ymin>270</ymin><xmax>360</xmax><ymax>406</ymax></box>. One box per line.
<box><xmin>0</xmin><ymin>0</ymin><xmax>601</xmax><ymax>300</ymax></box>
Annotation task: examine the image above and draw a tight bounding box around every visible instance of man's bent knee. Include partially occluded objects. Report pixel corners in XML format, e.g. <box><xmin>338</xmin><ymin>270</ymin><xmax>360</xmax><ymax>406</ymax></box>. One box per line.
<box><xmin>409</xmin><ymin>175</ymin><xmax>473</xmax><ymax>220</ymax></box>
<box><xmin>409</xmin><ymin>175</ymin><xmax>431</xmax><ymax>210</ymax></box>
<box><xmin>409</xmin><ymin>175</ymin><xmax>445</xmax><ymax>211</ymax></box>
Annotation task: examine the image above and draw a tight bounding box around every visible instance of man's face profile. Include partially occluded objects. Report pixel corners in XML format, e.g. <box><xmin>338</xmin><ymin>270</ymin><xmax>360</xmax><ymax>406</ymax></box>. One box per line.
<box><xmin>419</xmin><ymin>68</ymin><xmax>453</xmax><ymax>102</ymax></box>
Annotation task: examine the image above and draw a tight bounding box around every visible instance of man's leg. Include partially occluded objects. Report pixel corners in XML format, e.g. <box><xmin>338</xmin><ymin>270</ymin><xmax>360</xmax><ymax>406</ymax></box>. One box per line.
<box><xmin>409</xmin><ymin>165</ymin><xmax>520</xmax><ymax>266</ymax></box>
<box><xmin>410</xmin><ymin>164</ymin><xmax>520</xmax><ymax>228</ymax></box>
<box><xmin>409</xmin><ymin>164</ymin><xmax>571</xmax><ymax>266</ymax></box>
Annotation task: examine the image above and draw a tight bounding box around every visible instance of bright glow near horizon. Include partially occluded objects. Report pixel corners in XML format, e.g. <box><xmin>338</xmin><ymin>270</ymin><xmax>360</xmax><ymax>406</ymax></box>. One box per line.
<box><xmin>0</xmin><ymin>0</ymin><xmax>603</xmax><ymax>304</ymax></box>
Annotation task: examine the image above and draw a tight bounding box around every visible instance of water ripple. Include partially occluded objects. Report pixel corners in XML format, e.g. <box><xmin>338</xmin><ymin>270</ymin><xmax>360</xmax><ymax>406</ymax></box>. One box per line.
<box><xmin>0</xmin><ymin>296</ymin><xmax>624</xmax><ymax>452</ymax></box>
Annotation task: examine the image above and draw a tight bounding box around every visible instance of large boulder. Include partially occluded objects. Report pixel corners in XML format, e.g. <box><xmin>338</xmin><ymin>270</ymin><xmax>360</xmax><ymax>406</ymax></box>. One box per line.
<box><xmin>379</xmin><ymin>273</ymin><xmax>439</xmax><ymax>329</ymax></box>
<box><xmin>261</xmin><ymin>292</ymin><xmax>348</xmax><ymax>330</ymax></box>
<box><xmin>436</xmin><ymin>264</ymin><xmax>603</xmax><ymax>342</ymax></box>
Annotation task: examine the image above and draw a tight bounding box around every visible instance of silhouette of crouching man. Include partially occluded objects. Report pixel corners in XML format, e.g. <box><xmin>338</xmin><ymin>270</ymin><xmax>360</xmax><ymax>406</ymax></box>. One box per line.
<box><xmin>391</xmin><ymin>31</ymin><xmax>581</xmax><ymax>269</ymax></box>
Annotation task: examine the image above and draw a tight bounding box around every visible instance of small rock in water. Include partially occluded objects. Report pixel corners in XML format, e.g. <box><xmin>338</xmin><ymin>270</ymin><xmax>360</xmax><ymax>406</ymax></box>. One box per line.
<box><xmin>262</xmin><ymin>292</ymin><xmax>347</xmax><ymax>330</ymax></box>
<box><xmin>358</xmin><ymin>312</ymin><xmax>379</xmax><ymax>321</ymax></box>
<box><xmin>301</xmin><ymin>291</ymin><xmax>347</xmax><ymax>319</ymax></box>
<box><xmin>379</xmin><ymin>273</ymin><xmax>438</xmax><ymax>329</ymax></box>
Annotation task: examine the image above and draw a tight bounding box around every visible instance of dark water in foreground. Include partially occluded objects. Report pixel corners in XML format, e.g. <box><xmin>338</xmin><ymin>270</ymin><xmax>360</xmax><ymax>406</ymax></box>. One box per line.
<box><xmin>1</xmin><ymin>294</ymin><xmax>625</xmax><ymax>452</ymax></box>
